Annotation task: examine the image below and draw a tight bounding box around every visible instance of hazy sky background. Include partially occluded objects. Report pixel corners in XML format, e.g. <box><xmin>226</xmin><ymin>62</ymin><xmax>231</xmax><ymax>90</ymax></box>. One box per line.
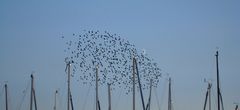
<box><xmin>0</xmin><ymin>0</ymin><xmax>240</xmax><ymax>110</ymax></box>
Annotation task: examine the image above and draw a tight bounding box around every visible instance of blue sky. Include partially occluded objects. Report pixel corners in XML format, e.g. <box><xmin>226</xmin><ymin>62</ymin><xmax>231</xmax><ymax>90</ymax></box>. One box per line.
<box><xmin>0</xmin><ymin>0</ymin><xmax>240</xmax><ymax>110</ymax></box>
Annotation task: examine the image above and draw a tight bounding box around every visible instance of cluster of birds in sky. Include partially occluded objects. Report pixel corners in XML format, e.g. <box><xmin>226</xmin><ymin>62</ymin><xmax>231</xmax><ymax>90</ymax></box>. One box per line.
<box><xmin>62</xmin><ymin>30</ymin><xmax>162</xmax><ymax>93</ymax></box>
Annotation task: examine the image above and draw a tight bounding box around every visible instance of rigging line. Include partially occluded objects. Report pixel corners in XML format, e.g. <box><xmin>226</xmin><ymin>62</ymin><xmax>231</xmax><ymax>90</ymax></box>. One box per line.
<box><xmin>82</xmin><ymin>84</ymin><xmax>91</xmax><ymax>110</ymax></box>
<box><xmin>17</xmin><ymin>79</ymin><xmax>31</xmax><ymax>110</ymax></box>
<box><xmin>220</xmin><ymin>92</ymin><xmax>224</xmax><ymax>110</ymax></box>
<box><xmin>70</xmin><ymin>92</ymin><xmax>74</xmax><ymax>110</ymax></box>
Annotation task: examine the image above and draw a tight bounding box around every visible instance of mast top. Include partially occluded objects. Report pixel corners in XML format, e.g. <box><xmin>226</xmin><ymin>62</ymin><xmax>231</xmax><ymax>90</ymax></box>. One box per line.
<box><xmin>215</xmin><ymin>50</ymin><xmax>219</xmax><ymax>56</ymax></box>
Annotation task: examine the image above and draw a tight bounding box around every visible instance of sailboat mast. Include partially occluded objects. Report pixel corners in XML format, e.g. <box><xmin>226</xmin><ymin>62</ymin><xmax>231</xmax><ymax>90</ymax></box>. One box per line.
<box><xmin>108</xmin><ymin>83</ymin><xmax>111</xmax><ymax>110</ymax></box>
<box><xmin>208</xmin><ymin>83</ymin><xmax>211</xmax><ymax>110</ymax></box>
<box><xmin>33</xmin><ymin>88</ymin><xmax>37</xmax><ymax>110</ymax></box>
<box><xmin>132</xmin><ymin>57</ymin><xmax>135</xmax><ymax>110</ymax></box>
<box><xmin>54</xmin><ymin>90</ymin><xmax>58</xmax><ymax>110</ymax></box>
<box><xmin>203</xmin><ymin>82</ymin><xmax>212</xmax><ymax>110</ymax></box>
<box><xmin>67</xmin><ymin>62</ymin><xmax>71</xmax><ymax>110</ymax></box>
<box><xmin>215</xmin><ymin>51</ymin><xmax>220</xmax><ymax>110</ymax></box>
<box><xmin>203</xmin><ymin>88</ymin><xmax>208</xmax><ymax>110</ymax></box>
<box><xmin>96</xmin><ymin>66</ymin><xmax>99</xmax><ymax>110</ymax></box>
<box><xmin>29</xmin><ymin>74</ymin><xmax>38</xmax><ymax>110</ymax></box>
<box><xmin>70</xmin><ymin>93</ymin><xmax>74</xmax><ymax>110</ymax></box>
<box><xmin>147</xmin><ymin>79</ymin><xmax>152</xmax><ymax>110</ymax></box>
<box><xmin>5</xmin><ymin>84</ymin><xmax>8</xmax><ymax>110</ymax></box>
<box><xmin>235</xmin><ymin>105</ymin><xmax>238</xmax><ymax>110</ymax></box>
<box><xmin>168</xmin><ymin>78</ymin><xmax>172</xmax><ymax>110</ymax></box>
<box><xmin>30</xmin><ymin>74</ymin><xmax>33</xmax><ymax>110</ymax></box>
<box><xmin>134</xmin><ymin>57</ymin><xmax>145</xmax><ymax>110</ymax></box>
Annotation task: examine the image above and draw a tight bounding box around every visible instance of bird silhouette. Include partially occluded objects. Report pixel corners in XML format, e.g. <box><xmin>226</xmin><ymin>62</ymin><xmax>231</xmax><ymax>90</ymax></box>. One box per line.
<box><xmin>63</xmin><ymin>30</ymin><xmax>162</xmax><ymax>93</ymax></box>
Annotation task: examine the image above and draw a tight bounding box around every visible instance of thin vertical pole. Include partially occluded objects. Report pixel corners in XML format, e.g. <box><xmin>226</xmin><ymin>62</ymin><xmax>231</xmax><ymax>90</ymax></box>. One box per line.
<box><xmin>203</xmin><ymin>90</ymin><xmax>208</xmax><ymax>110</ymax></box>
<box><xmin>216</xmin><ymin>51</ymin><xmax>220</xmax><ymax>110</ymax></box>
<box><xmin>54</xmin><ymin>90</ymin><xmax>58</xmax><ymax>110</ymax></box>
<box><xmin>132</xmin><ymin>58</ymin><xmax>135</xmax><ymax>110</ymax></box>
<box><xmin>30</xmin><ymin>74</ymin><xmax>33</xmax><ymax>110</ymax></box>
<box><xmin>70</xmin><ymin>93</ymin><xmax>74</xmax><ymax>110</ymax></box>
<box><xmin>168</xmin><ymin>78</ymin><xmax>172</xmax><ymax>110</ymax></box>
<box><xmin>96</xmin><ymin>66</ymin><xmax>99</xmax><ymax>110</ymax></box>
<box><xmin>134</xmin><ymin>57</ymin><xmax>145</xmax><ymax>110</ymax></box>
<box><xmin>67</xmin><ymin>63</ymin><xmax>70</xmax><ymax>110</ymax></box>
<box><xmin>149</xmin><ymin>79</ymin><xmax>152</xmax><ymax>110</ymax></box>
<box><xmin>108</xmin><ymin>83</ymin><xmax>111</xmax><ymax>110</ymax></box>
<box><xmin>33</xmin><ymin>89</ymin><xmax>37</xmax><ymax>110</ymax></box>
<box><xmin>5</xmin><ymin>84</ymin><xmax>8</xmax><ymax>110</ymax></box>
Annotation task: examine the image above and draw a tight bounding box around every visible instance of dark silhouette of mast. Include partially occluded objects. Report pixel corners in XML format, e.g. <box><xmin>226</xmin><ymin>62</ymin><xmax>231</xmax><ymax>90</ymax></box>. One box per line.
<box><xmin>65</xmin><ymin>58</ymin><xmax>74</xmax><ymax>110</ymax></box>
<box><xmin>108</xmin><ymin>83</ymin><xmax>111</xmax><ymax>110</ymax></box>
<box><xmin>65</xmin><ymin>59</ymin><xmax>73</xmax><ymax>110</ymax></box>
<box><xmin>33</xmin><ymin>88</ymin><xmax>37</xmax><ymax>110</ymax></box>
<box><xmin>98</xmin><ymin>100</ymin><xmax>101</xmax><ymax>110</ymax></box>
<box><xmin>30</xmin><ymin>75</ymin><xmax>33</xmax><ymax>110</ymax></box>
<box><xmin>5</xmin><ymin>84</ymin><xmax>8</xmax><ymax>110</ymax></box>
<box><xmin>215</xmin><ymin>51</ymin><xmax>225</xmax><ymax>110</ymax></box>
<box><xmin>168</xmin><ymin>78</ymin><xmax>172</xmax><ymax>110</ymax></box>
<box><xmin>133</xmin><ymin>57</ymin><xmax>145</xmax><ymax>110</ymax></box>
<box><xmin>235</xmin><ymin>105</ymin><xmax>238</xmax><ymax>110</ymax></box>
<box><xmin>54</xmin><ymin>90</ymin><xmax>58</xmax><ymax>110</ymax></box>
<box><xmin>70</xmin><ymin>93</ymin><xmax>74</xmax><ymax>110</ymax></box>
<box><xmin>30</xmin><ymin>74</ymin><xmax>37</xmax><ymax>110</ymax></box>
<box><xmin>216</xmin><ymin>51</ymin><xmax>220</xmax><ymax>110</ymax></box>
<box><xmin>132</xmin><ymin>57</ymin><xmax>136</xmax><ymax>110</ymax></box>
<box><xmin>96</xmin><ymin>66</ymin><xmax>99</xmax><ymax>110</ymax></box>
<box><xmin>203</xmin><ymin>83</ymin><xmax>212</xmax><ymax>110</ymax></box>
<box><xmin>203</xmin><ymin>88</ymin><xmax>208</xmax><ymax>110</ymax></box>
<box><xmin>67</xmin><ymin>62</ymin><xmax>71</xmax><ymax>110</ymax></box>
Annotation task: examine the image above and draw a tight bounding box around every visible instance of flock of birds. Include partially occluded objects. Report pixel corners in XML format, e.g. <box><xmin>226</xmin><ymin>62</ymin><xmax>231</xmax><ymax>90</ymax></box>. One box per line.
<box><xmin>62</xmin><ymin>30</ymin><xmax>162</xmax><ymax>93</ymax></box>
